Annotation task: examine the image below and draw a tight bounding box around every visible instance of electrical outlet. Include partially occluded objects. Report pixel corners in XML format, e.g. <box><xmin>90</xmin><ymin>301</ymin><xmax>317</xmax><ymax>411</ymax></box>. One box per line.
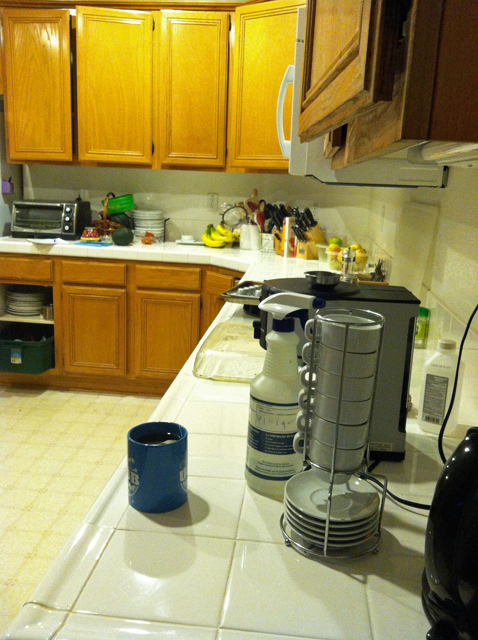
<box><xmin>208</xmin><ymin>192</ymin><xmax>218</xmax><ymax>210</ymax></box>
<box><xmin>380</xmin><ymin>205</ymin><xmax>385</xmax><ymax>232</ymax></box>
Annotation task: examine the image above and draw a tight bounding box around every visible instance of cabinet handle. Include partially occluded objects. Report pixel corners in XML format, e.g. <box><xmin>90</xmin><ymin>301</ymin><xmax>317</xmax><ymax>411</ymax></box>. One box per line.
<box><xmin>276</xmin><ymin>64</ymin><xmax>295</xmax><ymax>159</ymax></box>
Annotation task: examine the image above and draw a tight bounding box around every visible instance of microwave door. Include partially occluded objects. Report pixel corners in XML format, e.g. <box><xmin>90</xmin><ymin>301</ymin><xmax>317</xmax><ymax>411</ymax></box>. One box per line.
<box><xmin>281</xmin><ymin>7</ymin><xmax>447</xmax><ymax>188</ymax></box>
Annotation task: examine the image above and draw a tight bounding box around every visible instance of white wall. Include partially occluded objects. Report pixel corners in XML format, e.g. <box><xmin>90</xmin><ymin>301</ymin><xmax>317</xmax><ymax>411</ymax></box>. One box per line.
<box><xmin>23</xmin><ymin>164</ymin><xmax>372</xmax><ymax>246</ymax></box>
<box><xmin>369</xmin><ymin>167</ymin><xmax>478</xmax><ymax>332</ymax></box>
<box><xmin>0</xmin><ymin>111</ymin><xmax>22</xmax><ymax>234</ymax></box>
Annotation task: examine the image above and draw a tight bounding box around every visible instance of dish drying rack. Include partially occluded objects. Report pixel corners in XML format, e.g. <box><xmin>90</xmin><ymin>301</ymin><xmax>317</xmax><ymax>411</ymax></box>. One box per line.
<box><xmin>280</xmin><ymin>307</ymin><xmax>388</xmax><ymax>560</ymax></box>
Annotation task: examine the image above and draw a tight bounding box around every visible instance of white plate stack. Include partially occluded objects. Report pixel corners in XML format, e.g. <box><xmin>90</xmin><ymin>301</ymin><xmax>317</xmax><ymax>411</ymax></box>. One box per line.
<box><xmin>132</xmin><ymin>209</ymin><xmax>165</xmax><ymax>240</ymax></box>
<box><xmin>6</xmin><ymin>286</ymin><xmax>48</xmax><ymax>316</ymax></box>
<box><xmin>283</xmin><ymin>470</ymin><xmax>381</xmax><ymax>556</ymax></box>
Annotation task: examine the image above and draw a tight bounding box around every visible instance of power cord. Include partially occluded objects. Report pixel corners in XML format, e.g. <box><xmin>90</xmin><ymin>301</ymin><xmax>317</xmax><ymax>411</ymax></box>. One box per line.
<box><xmin>361</xmin><ymin>470</ymin><xmax>431</xmax><ymax>511</ymax></box>
<box><xmin>437</xmin><ymin>301</ymin><xmax>478</xmax><ymax>463</ymax></box>
<box><xmin>365</xmin><ymin>300</ymin><xmax>478</xmax><ymax>510</ymax></box>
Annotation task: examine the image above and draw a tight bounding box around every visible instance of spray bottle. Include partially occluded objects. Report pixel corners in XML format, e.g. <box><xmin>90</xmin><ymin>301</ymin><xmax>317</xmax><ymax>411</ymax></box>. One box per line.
<box><xmin>245</xmin><ymin>292</ymin><xmax>325</xmax><ymax>498</ymax></box>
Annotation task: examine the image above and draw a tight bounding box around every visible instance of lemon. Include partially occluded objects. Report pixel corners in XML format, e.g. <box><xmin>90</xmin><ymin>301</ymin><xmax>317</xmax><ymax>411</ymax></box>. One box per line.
<box><xmin>328</xmin><ymin>243</ymin><xmax>341</xmax><ymax>255</ymax></box>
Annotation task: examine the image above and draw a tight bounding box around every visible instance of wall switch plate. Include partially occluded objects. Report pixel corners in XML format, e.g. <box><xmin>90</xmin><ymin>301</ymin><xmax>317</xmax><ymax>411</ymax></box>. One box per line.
<box><xmin>208</xmin><ymin>192</ymin><xmax>218</xmax><ymax>210</ymax></box>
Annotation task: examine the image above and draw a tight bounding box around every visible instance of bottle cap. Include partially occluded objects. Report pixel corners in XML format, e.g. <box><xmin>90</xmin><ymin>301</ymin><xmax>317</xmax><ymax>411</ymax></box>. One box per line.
<box><xmin>418</xmin><ymin>307</ymin><xmax>429</xmax><ymax>318</ymax></box>
<box><xmin>438</xmin><ymin>338</ymin><xmax>456</xmax><ymax>350</ymax></box>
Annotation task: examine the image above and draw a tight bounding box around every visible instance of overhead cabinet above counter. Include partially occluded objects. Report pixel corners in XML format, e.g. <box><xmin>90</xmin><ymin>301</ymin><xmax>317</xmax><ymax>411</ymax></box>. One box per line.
<box><xmin>297</xmin><ymin>0</ymin><xmax>478</xmax><ymax>169</ymax></box>
<box><xmin>1</xmin><ymin>0</ymin><xmax>302</xmax><ymax>172</ymax></box>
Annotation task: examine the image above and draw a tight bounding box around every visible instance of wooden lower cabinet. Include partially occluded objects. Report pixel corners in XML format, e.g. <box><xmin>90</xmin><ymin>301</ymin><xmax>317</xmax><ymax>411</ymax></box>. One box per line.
<box><xmin>200</xmin><ymin>269</ymin><xmax>238</xmax><ymax>337</ymax></box>
<box><xmin>62</xmin><ymin>285</ymin><xmax>127</xmax><ymax>377</ymax></box>
<box><xmin>0</xmin><ymin>254</ymin><xmax>243</xmax><ymax>394</ymax></box>
<box><xmin>134</xmin><ymin>290</ymin><xmax>200</xmax><ymax>380</ymax></box>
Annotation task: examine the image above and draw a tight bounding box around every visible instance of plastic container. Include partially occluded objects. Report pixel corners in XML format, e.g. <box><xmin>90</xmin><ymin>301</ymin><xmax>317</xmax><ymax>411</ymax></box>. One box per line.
<box><xmin>418</xmin><ymin>339</ymin><xmax>465</xmax><ymax>437</ymax></box>
<box><xmin>326</xmin><ymin>247</ymin><xmax>368</xmax><ymax>273</ymax></box>
<box><xmin>0</xmin><ymin>325</ymin><xmax>54</xmax><ymax>374</ymax></box>
<box><xmin>415</xmin><ymin>307</ymin><xmax>430</xmax><ymax>349</ymax></box>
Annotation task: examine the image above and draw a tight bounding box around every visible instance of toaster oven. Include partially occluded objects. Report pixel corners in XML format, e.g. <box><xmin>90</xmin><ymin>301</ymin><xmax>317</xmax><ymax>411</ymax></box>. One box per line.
<box><xmin>12</xmin><ymin>200</ymin><xmax>92</xmax><ymax>240</ymax></box>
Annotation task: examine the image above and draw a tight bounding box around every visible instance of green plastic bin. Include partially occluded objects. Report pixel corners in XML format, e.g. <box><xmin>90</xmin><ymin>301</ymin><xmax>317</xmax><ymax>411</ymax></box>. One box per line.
<box><xmin>0</xmin><ymin>326</ymin><xmax>55</xmax><ymax>374</ymax></box>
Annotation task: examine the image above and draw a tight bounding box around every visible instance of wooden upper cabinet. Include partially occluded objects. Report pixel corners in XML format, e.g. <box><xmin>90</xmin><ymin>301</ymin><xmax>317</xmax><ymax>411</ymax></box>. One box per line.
<box><xmin>228</xmin><ymin>0</ymin><xmax>302</xmax><ymax>171</ymax></box>
<box><xmin>157</xmin><ymin>11</ymin><xmax>229</xmax><ymax>169</ymax></box>
<box><xmin>2</xmin><ymin>9</ymin><xmax>73</xmax><ymax>163</ymax></box>
<box><xmin>298</xmin><ymin>0</ymin><xmax>401</xmax><ymax>143</ymax></box>
<box><xmin>76</xmin><ymin>6</ymin><xmax>153</xmax><ymax>165</ymax></box>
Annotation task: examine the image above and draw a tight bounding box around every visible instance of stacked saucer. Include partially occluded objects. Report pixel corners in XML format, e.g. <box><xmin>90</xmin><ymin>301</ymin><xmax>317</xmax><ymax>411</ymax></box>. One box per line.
<box><xmin>6</xmin><ymin>286</ymin><xmax>48</xmax><ymax>316</ymax></box>
<box><xmin>132</xmin><ymin>209</ymin><xmax>165</xmax><ymax>240</ymax></box>
<box><xmin>283</xmin><ymin>470</ymin><xmax>380</xmax><ymax>555</ymax></box>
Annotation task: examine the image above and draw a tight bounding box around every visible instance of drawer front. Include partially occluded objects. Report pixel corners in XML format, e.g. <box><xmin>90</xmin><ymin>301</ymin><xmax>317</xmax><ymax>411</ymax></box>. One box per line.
<box><xmin>135</xmin><ymin>264</ymin><xmax>201</xmax><ymax>291</ymax></box>
<box><xmin>62</xmin><ymin>260</ymin><xmax>126</xmax><ymax>286</ymax></box>
<box><xmin>0</xmin><ymin>256</ymin><xmax>53</xmax><ymax>282</ymax></box>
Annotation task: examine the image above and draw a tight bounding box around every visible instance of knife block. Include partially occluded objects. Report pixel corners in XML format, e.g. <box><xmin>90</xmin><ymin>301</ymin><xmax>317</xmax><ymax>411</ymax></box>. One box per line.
<box><xmin>296</xmin><ymin>241</ymin><xmax>317</xmax><ymax>260</ymax></box>
<box><xmin>304</xmin><ymin>224</ymin><xmax>326</xmax><ymax>245</ymax></box>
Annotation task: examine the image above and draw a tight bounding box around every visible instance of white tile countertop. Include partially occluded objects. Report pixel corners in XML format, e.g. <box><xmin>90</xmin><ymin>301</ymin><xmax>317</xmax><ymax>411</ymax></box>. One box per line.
<box><xmin>3</xmin><ymin>243</ymin><xmax>477</xmax><ymax>640</ymax></box>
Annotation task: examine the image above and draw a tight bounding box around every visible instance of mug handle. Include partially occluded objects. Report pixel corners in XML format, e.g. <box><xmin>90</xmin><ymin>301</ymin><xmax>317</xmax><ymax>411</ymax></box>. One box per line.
<box><xmin>305</xmin><ymin>318</ymin><xmax>321</xmax><ymax>341</ymax></box>
<box><xmin>293</xmin><ymin>431</ymin><xmax>305</xmax><ymax>455</ymax></box>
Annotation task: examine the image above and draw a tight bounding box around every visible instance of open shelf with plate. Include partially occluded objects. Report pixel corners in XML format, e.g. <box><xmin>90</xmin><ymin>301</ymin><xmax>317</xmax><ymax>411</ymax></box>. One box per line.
<box><xmin>0</xmin><ymin>284</ymin><xmax>56</xmax><ymax>374</ymax></box>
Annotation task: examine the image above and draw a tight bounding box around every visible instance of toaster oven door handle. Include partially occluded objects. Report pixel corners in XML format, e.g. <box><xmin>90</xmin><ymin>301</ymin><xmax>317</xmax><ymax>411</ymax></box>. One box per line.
<box><xmin>14</xmin><ymin>202</ymin><xmax>64</xmax><ymax>209</ymax></box>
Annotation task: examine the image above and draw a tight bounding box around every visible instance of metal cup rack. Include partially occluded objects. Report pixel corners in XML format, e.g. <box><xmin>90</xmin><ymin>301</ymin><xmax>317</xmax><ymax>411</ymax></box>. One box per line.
<box><xmin>280</xmin><ymin>308</ymin><xmax>388</xmax><ymax>560</ymax></box>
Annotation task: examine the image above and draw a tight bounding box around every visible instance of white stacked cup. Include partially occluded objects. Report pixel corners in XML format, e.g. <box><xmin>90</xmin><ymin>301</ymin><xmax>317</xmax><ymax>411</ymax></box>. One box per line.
<box><xmin>294</xmin><ymin>309</ymin><xmax>384</xmax><ymax>479</ymax></box>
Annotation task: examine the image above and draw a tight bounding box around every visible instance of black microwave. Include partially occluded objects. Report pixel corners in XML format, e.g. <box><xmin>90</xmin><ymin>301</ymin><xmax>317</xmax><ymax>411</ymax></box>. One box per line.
<box><xmin>11</xmin><ymin>200</ymin><xmax>92</xmax><ymax>240</ymax></box>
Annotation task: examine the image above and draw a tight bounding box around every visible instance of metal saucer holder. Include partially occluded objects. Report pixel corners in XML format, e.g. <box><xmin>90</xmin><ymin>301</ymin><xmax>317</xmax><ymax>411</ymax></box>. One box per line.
<box><xmin>280</xmin><ymin>308</ymin><xmax>388</xmax><ymax>559</ymax></box>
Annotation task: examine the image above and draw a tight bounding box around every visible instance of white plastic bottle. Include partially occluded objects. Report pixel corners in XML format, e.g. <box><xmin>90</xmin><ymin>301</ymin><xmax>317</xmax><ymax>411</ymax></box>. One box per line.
<box><xmin>418</xmin><ymin>339</ymin><xmax>465</xmax><ymax>437</ymax></box>
<box><xmin>245</xmin><ymin>293</ymin><xmax>324</xmax><ymax>498</ymax></box>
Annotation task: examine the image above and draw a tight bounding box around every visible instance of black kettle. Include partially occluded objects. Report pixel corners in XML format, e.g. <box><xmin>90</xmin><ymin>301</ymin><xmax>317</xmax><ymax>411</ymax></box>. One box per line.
<box><xmin>422</xmin><ymin>427</ymin><xmax>478</xmax><ymax>640</ymax></box>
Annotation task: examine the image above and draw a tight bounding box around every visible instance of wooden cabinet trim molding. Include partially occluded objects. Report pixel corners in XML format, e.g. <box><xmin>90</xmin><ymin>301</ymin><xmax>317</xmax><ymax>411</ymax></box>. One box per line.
<box><xmin>0</xmin><ymin>1</ymin><xmax>240</xmax><ymax>10</ymax></box>
<box><xmin>61</xmin><ymin>259</ymin><xmax>127</xmax><ymax>286</ymax></box>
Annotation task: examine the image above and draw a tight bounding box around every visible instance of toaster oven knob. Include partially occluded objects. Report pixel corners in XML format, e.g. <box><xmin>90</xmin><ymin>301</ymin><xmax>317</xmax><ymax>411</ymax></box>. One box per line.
<box><xmin>65</xmin><ymin>216</ymin><xmax>71</xmax><ymax>222</ymax></box>
<box><xmin>65</xmin><ymin>206</ymin><xmax>72</xmax><ymax>213</ymax></box>
<box><xmin>64</xmin><ymin>225</ymin><xmax>70</xmax><ymax>231</ymax></box>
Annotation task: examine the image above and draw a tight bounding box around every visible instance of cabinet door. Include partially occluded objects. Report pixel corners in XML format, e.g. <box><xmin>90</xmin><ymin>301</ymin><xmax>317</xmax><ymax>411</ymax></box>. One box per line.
<box><xmin>76</xmin><ymin>7</ymin><xmax>153</xmax><ymax>165</ymax></box>
<box><xmin>158</xmin><ymin>11</ymin><xmax>229</xmax><ymax>168</ymax></box>
<box><xmin>134</xmin><ymin>290</ymin><xmax>200</xmax><ymax>380</ymax></box>
<box><xmin>228</xmin><ymin>0</ymin><xmax>302</xmax><ymax>171</ymax></box>
<box><xmin>298</xmin><ymin>0</ymin><xmax>400</xmax><ymax>143</ymax></box>
<box><xmin>62</xmin><ymin>285</ymin><xmax>127</xmax><ymax>377</ymax></box>
<box><xmin>2</xmin><ymin>9</ymin><xmax>72</xmax><ymax>162</ymax></box>
<box><xmin>200</xmin><ymin>270</ymin><xmax>237</xmax><ymax>337</ymax></box>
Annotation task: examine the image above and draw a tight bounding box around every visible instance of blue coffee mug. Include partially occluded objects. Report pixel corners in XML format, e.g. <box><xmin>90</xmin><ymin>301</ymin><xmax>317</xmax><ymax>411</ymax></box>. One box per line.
<box><xmin>127</xmin><ymin>422</ymin><xmax>188</xmax><ymax>513</ymax></box>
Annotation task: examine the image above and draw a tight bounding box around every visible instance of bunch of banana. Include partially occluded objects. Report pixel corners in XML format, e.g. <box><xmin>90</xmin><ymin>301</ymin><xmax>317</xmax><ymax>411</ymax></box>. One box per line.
<box><xmin>216</xmin><ymin>223</ymin><xmax>240</xmax><ymax>244</ymax></box>
<box><xmin>202</xmin><ymin>224</ymin><xmax>240</xmax><ymax>247</ymax></box>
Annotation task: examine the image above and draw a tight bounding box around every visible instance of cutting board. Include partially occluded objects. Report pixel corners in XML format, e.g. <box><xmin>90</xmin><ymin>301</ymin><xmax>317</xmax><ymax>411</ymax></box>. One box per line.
<box><xmin>389</xmin><ymin>202</ymin><xmax>439</xmax><ymax>299</ymax></box>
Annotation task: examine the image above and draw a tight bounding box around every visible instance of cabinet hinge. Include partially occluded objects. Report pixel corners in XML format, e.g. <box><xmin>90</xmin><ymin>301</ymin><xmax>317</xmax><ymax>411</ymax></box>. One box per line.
<box><xmin>152</xmin><ymin>142</ymin><xmax>155</xmax><ymax>155</ymax></box>
<box><xmin>200</xmin><ymin>299</ymin><xmax>203</xmax><ymax>310</ymax></box>
<box><xmin>153</xmin><ymin>19</ymin><xmax>155</xmax><ymax>31</ymax></box>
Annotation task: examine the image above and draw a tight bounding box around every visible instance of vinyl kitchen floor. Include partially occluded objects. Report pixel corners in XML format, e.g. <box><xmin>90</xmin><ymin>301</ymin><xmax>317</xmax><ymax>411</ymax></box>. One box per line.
<box><xmin>0</xmin><ymin>386</ymin><xmax>160</xmax><ymax>635</ymax></box>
